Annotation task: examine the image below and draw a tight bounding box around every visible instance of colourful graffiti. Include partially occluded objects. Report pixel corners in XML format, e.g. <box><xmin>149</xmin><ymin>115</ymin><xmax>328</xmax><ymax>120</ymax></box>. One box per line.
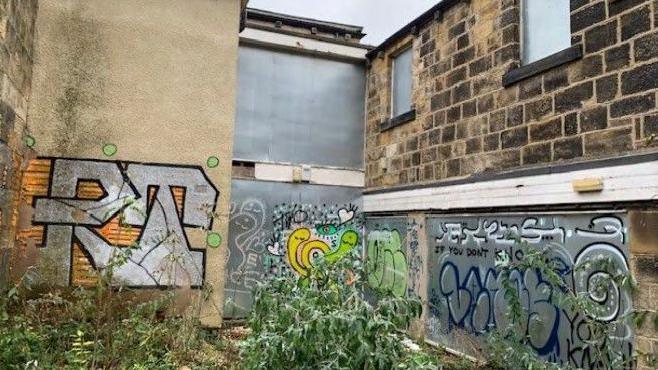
<box><xmin>224</xmin><ymin>197</ymin><xmax>363</xmax><ymax>317</ymax></box>
<box><xmin>285</xmin><ymin>228</ymin><xmax>360</xmax><ymax>276</ymax></box>
<box><xmin>266</xmin><ymin>203</ymin><xmax>363</xmax><ymax>277</ymax></box>
<box><xmin>18</xmin><ymin>158</ymin><xmax>219</xmax><ymax>288</ymax></box>
<box><xmin>367</xmin><ymin>228</ymin><xmax>407</xmax><ymax>297</ymax></box>
<box><xmin>426</xmin><ymin>214</ymin><xmax>633</xmax><ymax>369</ymax></box>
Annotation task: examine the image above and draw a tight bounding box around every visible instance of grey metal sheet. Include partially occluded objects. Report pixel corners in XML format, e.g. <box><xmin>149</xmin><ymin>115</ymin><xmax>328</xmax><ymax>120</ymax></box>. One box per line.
<box><xmin>425</xmin><ymin>213</ymin><xmax>632</xmax><ymax>368</ymax></box>
<box><xmin>234</xmin><ymin>46</ymin><xmax>365</xmax><ymax>169</ymax></box>
<box><xmin>224</xmin><ymin>179</ymin><xmax>363</xmax><ymax>318</ymax></box>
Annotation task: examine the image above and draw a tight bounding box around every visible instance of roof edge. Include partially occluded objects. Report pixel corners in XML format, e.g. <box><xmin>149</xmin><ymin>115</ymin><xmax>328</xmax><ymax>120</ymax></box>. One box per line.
<box><xmin>246</xmin><ymin>8</ymin><xmax>366</xmax><ymax>38</ymax></box>
<box><xmin>366</xmin><ymin>0</ymin><xmax>463</xmax><ymax>59</ymax></box>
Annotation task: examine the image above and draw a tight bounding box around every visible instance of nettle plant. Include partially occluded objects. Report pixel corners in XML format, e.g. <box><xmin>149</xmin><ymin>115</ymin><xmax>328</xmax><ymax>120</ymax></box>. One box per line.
<box><xmin>487</xmin><ymin>238</ymin><xmax>658</xmax><ymax>370</ymax></box>
<box><xmin>240</xmin><ymin>250</ymin><xmax>438</xmax><ymax>370</ymax></box>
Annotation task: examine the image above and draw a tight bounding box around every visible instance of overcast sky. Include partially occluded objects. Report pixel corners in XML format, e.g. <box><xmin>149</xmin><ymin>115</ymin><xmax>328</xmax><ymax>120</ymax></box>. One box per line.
<box><xmin>248</xmin><ymin>0</ymin><xmax>439</xmax><ymax>45</ymax></box>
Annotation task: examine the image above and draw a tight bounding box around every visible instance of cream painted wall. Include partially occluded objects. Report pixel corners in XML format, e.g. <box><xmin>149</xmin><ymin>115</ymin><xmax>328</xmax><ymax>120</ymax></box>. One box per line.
<box><xmin>25</xmin><ymin>0</ymin><xmax>241</xmax><ymax>326</ymax></box>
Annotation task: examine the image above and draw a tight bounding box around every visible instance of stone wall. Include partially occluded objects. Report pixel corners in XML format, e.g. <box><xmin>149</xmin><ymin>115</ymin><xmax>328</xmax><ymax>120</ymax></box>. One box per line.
<box><xmin>365</xmin><ymin>0</ymin><xmax>658</xmax><ymax>190</ymax></box>
<box><xmin>630</xmin><ymin>210</ymin><xmax>658</xmax><ymax>368</ymax></box>
<box><xmin>365</xmin><ymin>0</ymin><xmax>658</xmax><ymax>367</ymax></box>
<box><xmin>0</xmin><ymin>0</ymin><xmax>38</xmax><ymax>287</ymax></box>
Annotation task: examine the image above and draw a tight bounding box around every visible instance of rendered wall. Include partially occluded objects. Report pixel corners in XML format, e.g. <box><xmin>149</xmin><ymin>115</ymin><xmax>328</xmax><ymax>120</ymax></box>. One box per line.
<box><xmin>12</xmin><ymin>0</ymin><xmax>241</xmax><ymax>326</ymax></box>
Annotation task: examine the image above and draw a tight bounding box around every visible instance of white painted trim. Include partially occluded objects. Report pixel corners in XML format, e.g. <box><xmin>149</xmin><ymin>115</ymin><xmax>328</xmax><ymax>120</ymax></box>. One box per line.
<box><xmin>253</xmin><ymin>162</ymin><xmax>364</xmax><ymax>188</ymax></box>
<box><xmin>240</xmin><ymin>27</ymin><xmax>368</xmax><ymax>59</ymax></box>
<box><xmin>311</xmin><ymin>167</ymin><xmax>364</xmax><ymax>187</ymax></box>
<box><xmin>364</xmin><ymin>161</ymin><xmax>658</xmax><ymax>213</ymax></box>
<box><xmin>254</xmin><ymin>163</ymin><xmax>294</xmax><ymax>183</ymax></box>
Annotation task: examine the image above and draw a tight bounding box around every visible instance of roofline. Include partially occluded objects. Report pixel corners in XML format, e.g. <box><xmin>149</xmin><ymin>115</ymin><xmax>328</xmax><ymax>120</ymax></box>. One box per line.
<box><xmin>246</xmin><ymin>8</ymin><xmax>366</xmax><ymax>39</ymax></box>
<box><xmin>243</xmin><ymin>22</ymin><xmax>376</xmax><ymax>50</ymax></box>
<box><xmin>366</xmin><ymin>0</ymin><xmax>464</xmax><ymax>59</ymax></box>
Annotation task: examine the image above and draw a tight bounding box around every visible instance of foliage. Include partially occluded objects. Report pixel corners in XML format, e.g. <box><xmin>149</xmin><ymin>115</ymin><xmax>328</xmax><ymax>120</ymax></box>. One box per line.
<box><xmin>240</xmin><ymin>250</ymin><xmax>438</xmax><ymax>370</ymax></box>
<box><xmin>0</xmin><ymin>255</ymin><xmax>236</xmax><ymax>369</ymax></box>
<box><xmin>485</xmin><ymin>238</ymin><xmax>658</xmax><ymax>370</ymax></box>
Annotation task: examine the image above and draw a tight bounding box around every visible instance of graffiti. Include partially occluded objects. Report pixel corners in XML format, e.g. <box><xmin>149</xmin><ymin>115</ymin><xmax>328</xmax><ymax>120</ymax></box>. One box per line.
<box><xmin>19</xmin><ymin>158</ymin><xmax>218</xmax><ymax>288</ymax></box>
<box><xmin>367</xmin><ymin>228</ymin><xmax>407</xmax><ymax>297</ymax></box>
<box><xmin>24</xmin><ymin>135</ymin><xmax>36</xmax><ymax>148</ymax></box>
<box><xmin>406</xmin><ymin>219</ymin><xmax>423</xmax><ymax>297</ymax></box>
<box><xmin>266</xmin><ymin>203</ymin><xmax>363</xmax><ymax>278</ymax></box>
<box><xmin>224</xmin><ymin>193</ymin><xmax>363</xmax><ymax>317</ymax></box>
<box><xmin>426</xmin><ymin>214</ymin><xmax>633</xmax><ymax>368</ymax></box>
<box><xmin>224</xmin><ymin>198</ymin><xmax>268</xmax><ymax>316</ymax></box>
<box><xmin>206</xmin><ymin>156</ymin><xmax>220</xmax><ymax>168</ymax></box>
<box><xmin>365</xmin><ymin>217</ymin><xmax>410</xmax><ymax>297</ymax></box>
<box><xmin>102</xmin><ymin>143</ymin><xmax>117</xmax><ymax>157</ymax></box>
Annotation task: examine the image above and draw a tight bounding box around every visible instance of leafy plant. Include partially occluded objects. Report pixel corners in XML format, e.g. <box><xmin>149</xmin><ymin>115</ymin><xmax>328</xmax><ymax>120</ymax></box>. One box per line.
<box><xmin>486</xmin><ymin>238</ymin><xmax>658</xmax><ymax>370</ymax></box>
<box><xmin>0</xmin><ymin>202</ymin><xmax>237</xmax><ymax>370</ymax></box>
<box><xmin>240</xmin><ymin>250</ymin><xmax>437</xmax><ymax>369</ymax></box>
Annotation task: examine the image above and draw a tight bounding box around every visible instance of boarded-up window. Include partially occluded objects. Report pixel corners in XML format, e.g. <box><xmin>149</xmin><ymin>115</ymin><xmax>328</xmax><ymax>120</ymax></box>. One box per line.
<box><xmin>522</xmin><ymin>0</ymin><xmax>571</xmax><ymax>64</ymax></box>
<box><xmin>391</xmin><ymin>47</ymin><xmax>413</xmax><ymax>117</ymax></box>
<box><xmin>235</xmin><ymin>46</ymin><xmax>365</xmax><ymax>169</ymax></box>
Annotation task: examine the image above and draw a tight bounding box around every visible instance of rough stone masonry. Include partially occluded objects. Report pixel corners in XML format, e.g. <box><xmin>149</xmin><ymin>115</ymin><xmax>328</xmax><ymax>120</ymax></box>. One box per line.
<box><xmin>364</xmin><ymin>0</ymin><xmax>658</xmax><ymax>368</ymax></box>
<box><xmin>0</xmin><ymin>0</ymin><xmax>38</xmax><ymax>289</ymax></box>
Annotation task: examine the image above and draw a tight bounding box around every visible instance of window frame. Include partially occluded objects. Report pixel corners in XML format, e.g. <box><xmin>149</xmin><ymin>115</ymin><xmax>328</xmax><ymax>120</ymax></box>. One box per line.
<box><xmin>503</xmin><ymin>1</ymin><xmax>582</xmax><ymax>87</ymax></box>
<box><xmin>390</xmin><ymin>45</ymin><xmax>414</xmax><ymax>119</ymax></box>
<box><xmin>520</xmin><ymin>0</ymin><xmax>572</xmax><ymax>65</ymax></box>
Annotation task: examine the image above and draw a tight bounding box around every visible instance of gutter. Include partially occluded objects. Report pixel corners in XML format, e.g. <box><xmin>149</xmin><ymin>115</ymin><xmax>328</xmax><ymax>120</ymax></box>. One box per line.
<box><xmin>366</xmin><ymin>0</ymin><xmax>466</xmax><ymax>59</ymax></box>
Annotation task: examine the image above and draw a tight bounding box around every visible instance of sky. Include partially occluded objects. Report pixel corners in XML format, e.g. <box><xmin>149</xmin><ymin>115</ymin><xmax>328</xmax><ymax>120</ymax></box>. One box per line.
<box><xmin>247</xmin><ymin>0</ymin><xmax>439</xmax><ymax>45</ymax></box>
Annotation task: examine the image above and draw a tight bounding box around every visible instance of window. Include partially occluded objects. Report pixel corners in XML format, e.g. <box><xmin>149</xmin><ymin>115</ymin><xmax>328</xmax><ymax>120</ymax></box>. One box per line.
<box><xmin>391</xmin><ymin>47</ymin><xmax>413</xmax><ymax>118</ymax></box>
<box><xmin>522</xmin><ymin>0</ymin><xmax>571</xmax><ymax>64</ymax></box>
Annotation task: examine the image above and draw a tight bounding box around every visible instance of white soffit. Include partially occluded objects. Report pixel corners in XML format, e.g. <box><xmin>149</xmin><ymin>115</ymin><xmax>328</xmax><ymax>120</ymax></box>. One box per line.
<box><xmin>254</xmin><ymin>162</ymin><xmax>365</xmax><ymax>188</ymax></box>
<box><xmin>240</xmin><ymin>27</ymin><xmax>368</xmax><ymax>59</ymax></box>
<box><xmin>364</xmin><ymin>161</ymin><xmax>658</xmax><ymax>213</ymax></box>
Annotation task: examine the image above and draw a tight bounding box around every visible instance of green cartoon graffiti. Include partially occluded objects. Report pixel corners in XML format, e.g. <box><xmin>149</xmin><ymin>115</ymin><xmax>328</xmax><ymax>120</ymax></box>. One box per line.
<box><xmin>367</xmin><ymin>229</ymin><xmax>407</xmax><ymax>297</ymax></box>
<box><xmin>325</xmin><ymin>229</ymin><xmax>359</xmax><ymax>264</ymax></box>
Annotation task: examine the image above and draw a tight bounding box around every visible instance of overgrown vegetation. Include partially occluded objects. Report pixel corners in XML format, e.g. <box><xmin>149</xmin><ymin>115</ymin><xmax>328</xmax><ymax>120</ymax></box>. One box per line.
<box><xmin>240</xmin><ymin>250</ymin><xmax>440</xmax><ymax>369</ymax></box>
<box><xmin>0</xmin><ymin>266</ymin><xmax>237</xmax><ymax>369</ymax></box>
<box><xmin>484</xmin><ymin>238</ymin><xmax>658</xmax><ymax>370</ymax></box>
<box><xmin>3</xmin><ymin>232</ymin><xmax>658</xmax><ymax>369</ymax></box>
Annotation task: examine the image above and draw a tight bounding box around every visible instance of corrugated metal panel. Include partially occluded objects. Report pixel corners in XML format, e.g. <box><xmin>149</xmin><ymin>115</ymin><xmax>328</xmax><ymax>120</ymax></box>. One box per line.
<box><xmin>234</xmin><ymin>46</ymin><xmax>365</xmax><ymax>169</ymax></box>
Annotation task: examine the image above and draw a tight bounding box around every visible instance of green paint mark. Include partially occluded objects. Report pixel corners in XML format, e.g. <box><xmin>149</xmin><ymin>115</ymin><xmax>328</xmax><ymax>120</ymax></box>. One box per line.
<box><xmin>367</xmin><ymin>229</ymin><xmax>407</xmax><ymax>297</ymax></box>
<box><xmin>207</xmin><ymin>232</ymin><xmax>222</xmax><ymax>248</ymax></box>
<box><xmin>206</xmin><ymin>156</ymin><xmax>220</xmax><ymax>168</ymax></box>
<box><xmin>315</xmin><ymin>224</ymin><xmax>338</xmax><ymax>236</ymax></box>
<box><xmin>325</xmin><ymin>229</ymin><xmax>359</xmax><ymax>264</ymax></box>
<box><xmin>24</xmin><ymin>135</ymin><xmax>36</xmax><ymax>148</ymax></box>
<box><xmin>102</xmin><ymin>144</ymin><xmax>118</xmax><ymax>157</ymax></box>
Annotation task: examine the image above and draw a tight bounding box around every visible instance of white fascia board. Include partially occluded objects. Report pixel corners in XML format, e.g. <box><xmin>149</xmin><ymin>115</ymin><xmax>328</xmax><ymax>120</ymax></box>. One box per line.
<box><xmin>310</xmin><ymin>167</ymin><xmax>365</xmax><ymax>187</ymax></box>
<box><xmin>240</xmin><ymin>27</ymin><xmax>368</xmax><ymax>59</ymax></box>
<box><xmin>364</xmin><ymin>161</ymin><xmax>658</xmax><ymax>213</ymax></box>
<box><xmin>253</xmin><ymin>162</ymin><xmax>365</xmax><ymax>188</ymax></box>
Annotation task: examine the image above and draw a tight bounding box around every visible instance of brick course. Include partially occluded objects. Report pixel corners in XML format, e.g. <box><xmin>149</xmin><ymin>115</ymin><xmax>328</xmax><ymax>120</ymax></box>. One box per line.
<box><xmin>366</xmin><ymin>0</ymin><xmax>658</xmax><ymax>190</ymax></box>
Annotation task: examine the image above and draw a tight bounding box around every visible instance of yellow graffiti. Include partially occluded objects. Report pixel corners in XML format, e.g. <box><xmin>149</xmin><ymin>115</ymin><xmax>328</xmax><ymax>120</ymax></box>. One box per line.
<box><xmin>286</xmin><ymin>228</ymin><xmax>330</xmax><ymax>276</ymax></box>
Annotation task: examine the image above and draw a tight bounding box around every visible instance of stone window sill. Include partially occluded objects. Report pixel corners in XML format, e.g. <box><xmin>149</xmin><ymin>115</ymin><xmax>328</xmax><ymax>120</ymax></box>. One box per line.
<box><xmin>380</xmin><ymin>109</ymin><xmax>416</xmax><ymax>132</ymax></box>
<box><xmin>503</xmin><ymin>44</ymin><xmax>583</xmax><ymax>87</ymax></box>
